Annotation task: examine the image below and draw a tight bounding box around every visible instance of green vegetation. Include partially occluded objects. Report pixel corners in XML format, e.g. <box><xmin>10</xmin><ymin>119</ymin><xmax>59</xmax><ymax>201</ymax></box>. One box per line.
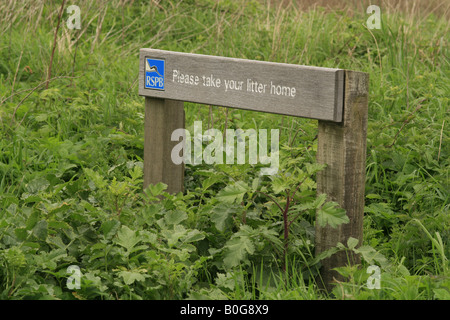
<box><xmin>0</xmin><ymin>0</ymin><xmax>448</xmax><ymax>300</ymax></box>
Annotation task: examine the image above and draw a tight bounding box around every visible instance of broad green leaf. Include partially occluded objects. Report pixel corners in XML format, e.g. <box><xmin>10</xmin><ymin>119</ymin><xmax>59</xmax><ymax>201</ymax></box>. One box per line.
<box><xmin>353</xmin><ymin>245</ymin><xmax>377</xmax><ymax>264</ymax></box>
<box><xmin>47</xmin><ymin>235</ymin><xmax>67</xmax><ymax>250</ymax></box>
<box><xmin>291</xmin><ymin>194</ymin><xmax>326</xmax><ymax>212</ymax></box>
<box><xmin>83</xmin><ymin>272</ymin><xmax>108</xmax><ymax>293</ymax></box>
<box><xmin>22</xmin><ymin>242</ymin><xmax>40</xmax><ymax>249</ymax></box>
<box><xmin>354</xmin><ymin>245</ymin><xmax>390</xmax><ymax>269</ymax></box>
<box><xmin>119</xmin><ymin>270</ymin><xmax>148</xmax><ymax>285</ymax></box>
<box><xmin>271</xmin><ymin>176</ymin><xmax>290</xmax><ymax>194</ymax></box>
<box><xmin>183</xmin><ymin>229</ymin><xmax>205</xmax><ymax>243</ymax></box>
<box><xmin>216</xmin><ymin>181</ymin><xmax>249</xmax><ymax>204</ymax></box>
<box><xmin>434</xmin><ymin>289</ymin><xmax>450</xmax><ymax>300</ymax></box>
<box><xmin>84</xmin><ymin>168</ymin><xmax>107</xmax><ymax>190</ymax></box>
<box><xmin>33</xmin><ymin>220</ymin><xmax>48</xmax><ymax>240</ymax></box>
<box><xmin>202</xmin><ymin>175</ymin><xmax>223</xmax><ymax>191</ymax></box>
<box><xmin>251</xmin><ymin>177</ymin><xmax>261</xmax><ymax>191</ymax></box>
<box><xmin>129</xmin><ymin>245</ymin><xmax>150</xmax><ymax>255</ymax></box>
<box><xmin>48</xmin><ymin>221</ymin><xmax>71</xmax><ymax>230</ymax></box>
<box><xmin>161</xmin><ymin>225</ymin><xmax>187</xmax><ymax>247</ymax></box>
<box><xmin>333</xmin><ymin>266</ymin><xmax>357</xmax><ymax>278</ymax></box>
<box><xmin>164</xmin><ymin>210</ymin><xmax>188</xmax><ymax>226</ymax></box>
<box><xmin>101</xmin><ymin>219</ymin><xmax>121</xmax><ymax>239</ymax></box>
<box><xmin>91</xmin><ymin>242</ymin><xmax>107</xmax><ymax>250</ymax></box>
<box><xmin>336</xmin><ymin>242</ymin><xmax>347</xmax><ymax>250</ymax></box>
<box><xmin>47</xmin><ymin>249</ymin><xmax>67</xmax><ymax>263</ymax></box>
<box><xmin>311</xmin><ymin>247</ymin><xmax>339</xmax><ymax>265</ymax></box>
<box><xmin>146</xmin><ymin>182</ymin><xmax>167</xmax><ymax>197</ymax></box>
<box><xmin>115</xmin><ymin>225</ymin><xmax>140</xmax><ymax>251</ymax></box>
<box><xmin>5</xmin><ymin>247</ymin><xmax>26</xmax><ymax>268</ymax></box>
<box><xmin>15</xmin><ymin>228</ymin><xmax>28</xmax><ymax>241</ymax></box>
<box><xmin>215</xmin><ymin>273</ymin><xmax>236</xmax><ymax>291</ymax></box>
<box><xmin>257</xmin><ymin>226</ymin><xmax>283</xmax><ymax>249</ymax></box>
<box><xmin>316</xmin><ymin>201</ymin><xmax>349</xmax><ymax>228</ymax></box>
<box><xmin>314</xmin><ymin>193</ymin><xmax>328</xmax><ymax>208</ymax></box>
<box><xmin>305</xmin><ymin>162</ymin><xmax>326</xmax><ymax>175</ymax></box>
<box><xmin>21</xmin><ymin>194</ymin><xmax>43</xmax><ymax>203</ymax></box>
<box><xmin>347</xmin><ymin>237</ymin><xmax>359</xmax><ymax>250</ymax></box>
<box><xmin>223</xmin><ymin>234</ymin><xmax>255</xmax><ymax>268</ymax></box>
<box><xmin>33</xmin><ymin>249</ymin><xmax>67</xmax><ymax>271</ymax></box>
<box><xmin>26</xmin><ymin>177</ymin><xmax>50</xmax><ymax>194</ymax></box>
<box><xmin>159</xmin><ymin>247</ymin><xmax>191</xmax><ymax>261</ymax></box>
<box><xmin>6</xmin><ymin>203</ymin><xmax>18</xmax><ymax>215</ymax></box>
<box><xmin>45</xmin><ymin>201</ymin><xmax>71</xmax><ymax>214</ymax></box>
<box><xmin>140</xmin><ymin>230</ymin><xmax>158</xmax><ymax>246</ymax></box>
<box><xmin>26</xmin><ymin>211</ymin><xmax>39</xmax><ymax>230</ymax></box>
<box><xmin>396</xmin><ymin>264</ymin><xmax>410</xmax><ymax>277</ymax></box>
<box><xmin>211</xmin><ymin>203</ymin><xmax>237</xmax><ymax>232</ymax></box>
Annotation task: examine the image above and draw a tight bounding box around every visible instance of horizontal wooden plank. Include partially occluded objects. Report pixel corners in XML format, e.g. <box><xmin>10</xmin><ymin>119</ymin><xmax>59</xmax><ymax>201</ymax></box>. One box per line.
<box><xmin>139</xmin><ymin>49</ymin><xmax>344</xmax><ymax>122</ymax></box>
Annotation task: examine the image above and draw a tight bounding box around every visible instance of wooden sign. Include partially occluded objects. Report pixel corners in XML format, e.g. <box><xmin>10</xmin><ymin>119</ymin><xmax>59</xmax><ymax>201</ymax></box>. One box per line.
<box><xmin>138</xmin><ymin>48</ymin><xmax>369</xmax><ymax>291</ymax></box>
<box><xmin>139</xmin><ymin>49</ymin><xmax>344</xmax><ymax>122</ymax></box>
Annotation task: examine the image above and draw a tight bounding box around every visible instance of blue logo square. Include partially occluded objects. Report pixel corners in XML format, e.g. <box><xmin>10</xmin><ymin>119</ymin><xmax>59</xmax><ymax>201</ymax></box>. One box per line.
<box><xmin>145</xmin><ymin>58</ymin><xmax>165</xmax><ymax>90</ymax></box>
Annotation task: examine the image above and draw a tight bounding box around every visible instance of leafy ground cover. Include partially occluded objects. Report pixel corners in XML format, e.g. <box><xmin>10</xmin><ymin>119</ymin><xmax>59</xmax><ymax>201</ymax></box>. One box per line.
<box><xmin>0</xmin><ymin>0</ymin><xmax>448</xmax><ymax>300</ymax></box>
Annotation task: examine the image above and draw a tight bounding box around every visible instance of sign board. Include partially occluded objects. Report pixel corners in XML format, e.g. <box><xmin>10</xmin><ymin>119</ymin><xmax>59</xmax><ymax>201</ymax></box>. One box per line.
<box><xmin>139</xmin><ymin>49</ymin><xmax>344</xmax><ymax>122</ymax></box>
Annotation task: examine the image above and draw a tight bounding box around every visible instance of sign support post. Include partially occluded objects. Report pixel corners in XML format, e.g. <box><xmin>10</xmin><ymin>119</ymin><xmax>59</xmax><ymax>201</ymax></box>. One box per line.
<box><xmin>315</xmin><ymin>70</ymin><xmax>369</xmax><ymax>291</ymax></box>
<box><xmin>144</xmin><ymin>97</ymin><xmax>185</xmax><ymax>194</ymax></box>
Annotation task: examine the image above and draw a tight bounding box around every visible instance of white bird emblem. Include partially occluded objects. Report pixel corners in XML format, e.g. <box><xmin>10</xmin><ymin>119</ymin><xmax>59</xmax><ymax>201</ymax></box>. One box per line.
<box><xmin>145</xmin><ymin>59</ymin><xmax>163</xmax><ymax>77</ymax></box>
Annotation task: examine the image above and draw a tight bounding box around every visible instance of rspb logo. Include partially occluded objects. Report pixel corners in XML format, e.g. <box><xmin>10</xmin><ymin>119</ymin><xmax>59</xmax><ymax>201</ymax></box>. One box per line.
<box><xmin>145</xmin><ymin>58</ymin><xmax>164</xmax><ymax>90</ymax></box>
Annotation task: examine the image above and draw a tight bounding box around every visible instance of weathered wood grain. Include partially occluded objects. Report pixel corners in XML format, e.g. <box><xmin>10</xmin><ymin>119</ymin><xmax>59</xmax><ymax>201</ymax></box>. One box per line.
<box><xmin>144</xmin><ymin>97</ymin><xmax>185</xmax><ymax>194</ymax></box>
<box><xmin>139</xmin><ymin>49</ymin><xmax>344</xmax><ymax>122</ymax></box>
<box><xmin>315</xmin><ymin>70</ymin><xmax>369</xmax><ymax>291</ymax></box>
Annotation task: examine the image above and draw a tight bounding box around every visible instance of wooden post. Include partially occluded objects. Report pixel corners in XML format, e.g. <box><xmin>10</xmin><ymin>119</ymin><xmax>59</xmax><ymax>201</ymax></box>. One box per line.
<box><xmin>144</xmin><ymin>97</ymin><xmax>185</xmax><ymax>194</ymax></box>
<box><xmin>315</xmin><ymin>70</ymin><xmax>369</xmax><ymax>291</ymax></box>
